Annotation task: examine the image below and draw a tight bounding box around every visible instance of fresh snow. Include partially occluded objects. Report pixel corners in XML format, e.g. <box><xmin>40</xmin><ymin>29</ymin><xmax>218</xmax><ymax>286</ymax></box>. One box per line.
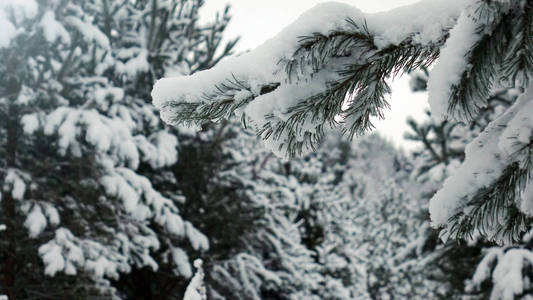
<box><xmin>172</xmin><ymin>248</ymin><xmax>192</xmax><ymax>278</ymax></box>
<box><xmin>24</xmin><ymin>205</ymin><xmax>47</xmax><ymax>238</ymax></box>
<box><xmin>153</xmin><ymin>0</ymin><xmax>470</xmax><ymax>110</ymax></box>
<box><xmin>469</xmin><ymin>246</ymin><xmax>533</xmax><ymax>300</ymax></box>
<box><xmin>427</xmin><ymin>6</ymin><xmax>482</xmax><ymax>121</ymax></box>
<box><xmin>40</xmin><ymin>11</ymin><xmax>71</xmax><ymax>44</ymax></box>
<box><xmin>65</xmin><ymin>16</ymin><xmax>110</xmax><ymax>48</ymax></box>
<box><xmin>427</xmin><ymin>1</ymin><xmax>510</xmax><ymax>121</ymax></box>
<box><xmin>21</xmin><ymin>113</ymin><xmax>39</xmax><ymax>135</ymax></box>
<box><xmin>3</xmin><ymin>0</ymin><xmax>533</xmax><ymax>298</ymax></box>
<box><xmin>0</xmin><ymin>0</ymin><xmax>223</xmax><ymax>296</ymax></box>
<box><xmin>4</xmin><ymin>168</ymin><xmax>28</xmax><ymax>201</ymax></box>
<box><xmin>116</xmin><ymin>49</ymin><xmax>150</xmax><ymax>77</ymax></box>
<box><xmin>154</xmin><ymin>0</ymin><xmax>470</xmax><ymax>109</ymax></box>
<box><xmin>521</xmin><ymin>183</ymin><xmax>533</xmax><ymax>216</ymax></box>
<box><xmin>0</xmin><ymin>11</ymin><xmax>17</xmax><ymax>48</ymax></box>
<box><xmin>0</xmin><ymin>0</ymin><xmax>38</xmax><ymax>47</ymax></box>
<box><xmin>184</xmin><ymin>259</ymin><xmax>206</xmax><ymax>300</ymax></box>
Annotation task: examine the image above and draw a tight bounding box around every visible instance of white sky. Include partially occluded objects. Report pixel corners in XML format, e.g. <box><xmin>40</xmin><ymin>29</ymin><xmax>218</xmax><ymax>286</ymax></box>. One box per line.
<box><xmin>200</xmin><ymin>0</ymin><xmax>429</xmax><ymax>150</ymax></box>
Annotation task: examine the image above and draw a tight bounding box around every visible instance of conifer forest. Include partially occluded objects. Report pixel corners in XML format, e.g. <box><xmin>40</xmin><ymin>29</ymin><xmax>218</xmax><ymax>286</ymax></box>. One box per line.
<box><xmin>1</xmin><ymin>0</ymin><xmax>533</xmax><ymax>299</ymax></box>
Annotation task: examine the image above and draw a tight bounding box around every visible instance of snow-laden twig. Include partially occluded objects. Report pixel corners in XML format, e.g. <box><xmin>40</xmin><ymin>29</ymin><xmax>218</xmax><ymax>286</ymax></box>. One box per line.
<box><xmin>183</xmin><ymin>259</ymin><xmax>207</xmax><ymax>300</ymax></box>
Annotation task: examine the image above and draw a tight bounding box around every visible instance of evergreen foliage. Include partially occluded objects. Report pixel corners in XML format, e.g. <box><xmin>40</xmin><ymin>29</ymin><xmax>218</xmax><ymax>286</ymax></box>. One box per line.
<box><xmin>170</xmin><ymin>121</ymin><xmax>436</xmax><ymax>299</ymax></box>
<box><xmin>0</xmin><ymin>0</ymin><xmax>236</xmax><ymax>298</ymax></box>
<box><xmin>3</xmin><ymin>0</ymin><xmax>533</xmax><ymax>299</ymax></box>
<box><xmin>152</xmin><ymin>0</ymin><xmax>533</xmax><ymax>244</ymax></box>
<box><xmin>405</xmin><ymin>67</ymin><xmax>533</xmax><ymax>300</ymax></box>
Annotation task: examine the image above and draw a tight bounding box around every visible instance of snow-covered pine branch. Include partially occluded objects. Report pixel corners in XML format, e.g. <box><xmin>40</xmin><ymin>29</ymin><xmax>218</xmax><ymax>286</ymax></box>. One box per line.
<box><xmin>152</xmin><ymin>0</ymin><xmax>533</xmax><ymax>244</ymax></box>
<box><xmin>152</xmin><ymin>0</ymin><xmax>468</xmax><ymax>158</ymax></box>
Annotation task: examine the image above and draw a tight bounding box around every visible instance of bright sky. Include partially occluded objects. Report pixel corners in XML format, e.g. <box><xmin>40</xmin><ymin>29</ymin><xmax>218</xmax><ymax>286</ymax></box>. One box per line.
<box><xmin>201</xmin><ymin>0</ymin><xmax>429</xmax><ymax>150</ymax></box>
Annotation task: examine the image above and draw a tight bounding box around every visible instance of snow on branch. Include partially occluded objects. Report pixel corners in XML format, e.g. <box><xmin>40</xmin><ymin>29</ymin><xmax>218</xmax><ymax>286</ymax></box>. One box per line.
<box><xmin>152</xmin><ymin>0</ymin><xmax>469</xmax><ymax>158</ymax></box>
<box><xmin>467</xmin><ymin>246</ymin><xmax>533</xmax><ymax>299</ymax></box>
<box><xmin>184</xmin><ymin>259</ymin><xmax>207</xmax><ymax>300</ymax></box>
<box><xmin>430</xmin><ymin>85</ymin><xmax>533</xmax><ymax>243</ymax></box>
<box><xmin>153</xmin><ymin>0</ymin><xmax>533</xmax><ymax>243</ymax></box>
<box><xmin>428</xmin><ymin>0</ymin><xmax>522</xmax><ymax>121</ymax></box>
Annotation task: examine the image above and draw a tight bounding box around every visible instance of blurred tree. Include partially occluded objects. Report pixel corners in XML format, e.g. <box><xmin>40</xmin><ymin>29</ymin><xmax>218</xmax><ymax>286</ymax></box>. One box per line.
<box><xmin>0</xmin><ymin>0</ymin><xmax>236</xmax><ymax>298</ymax></box>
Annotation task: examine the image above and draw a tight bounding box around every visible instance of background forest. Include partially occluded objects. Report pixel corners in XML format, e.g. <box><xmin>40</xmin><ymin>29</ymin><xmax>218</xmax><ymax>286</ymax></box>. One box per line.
<box><xmin>1</xmin><ymin>0</ymin><xmax>532</xmax><ymax>300</ymax></box>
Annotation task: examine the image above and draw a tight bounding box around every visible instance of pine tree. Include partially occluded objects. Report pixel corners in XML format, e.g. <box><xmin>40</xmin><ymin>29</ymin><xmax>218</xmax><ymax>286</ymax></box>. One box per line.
<box><xmin>0</xmin><ymin>0</ymin><xmax>236</xmax><ymax>298</ymax></box>
<box><xmin>170</xmin><ymin>122</ymin><xmax>280</xmax><ymax>300</ymax></box>
<box><xmin>203</xmin><ymin>124</ymin><xmax>324</xmax><ymax>300</ymax></box>
<box><xmin>152</xmin><ymin>0</ymin><xmax>533</xmax><ymax>244</ymax></box>
<box><xmin>170</xmin><ymin>121</ymin><xmax>425</xmax><ymax>299</ymax></box>
<box><xmin>164</xmin><ymin>117</ymin><xmax>436</xmax><ymax>299</ymax></box>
